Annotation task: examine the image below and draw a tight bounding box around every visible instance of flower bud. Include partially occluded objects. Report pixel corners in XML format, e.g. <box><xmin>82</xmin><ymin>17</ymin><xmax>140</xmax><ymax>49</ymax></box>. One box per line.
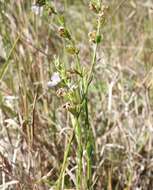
<box><xmin>66</xmin><ymin>45</ymin><xmax>79</xmax><ymax>55</ymax></box>
<box><xmin>58</xmin><ymin>27</ymin><xmax>71</xmax><ymax>40</ymax></box>
<box><xmin>88</xmin><ymin>31</ymin><xmax>96</xmax><ymax>43</ymax></box>
<box><xmin>89</xmin><ymin>2</ymin><xmax>98</xmax><ymax>13</ymax></box>
<box><xmin>45</xmin><ymin>4</ymin><xmax>57</xmax><ymax>15</ymax></box>
<box><xmin>88</xmin><ymin>31</ymin><xmax>102</xmax><ymax>44</ymax></box>
<box><xmin>89</xmin><ymin>1</ymin><xmax>102</xmax><ymax>13</ymax></box>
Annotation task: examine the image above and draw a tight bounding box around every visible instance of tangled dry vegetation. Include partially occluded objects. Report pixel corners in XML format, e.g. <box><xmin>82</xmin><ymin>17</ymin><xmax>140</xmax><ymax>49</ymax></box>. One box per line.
<box><xmin>0</xmin><ymin>0</ymin><xmax>153</xmax><ymax>189</ymax></box>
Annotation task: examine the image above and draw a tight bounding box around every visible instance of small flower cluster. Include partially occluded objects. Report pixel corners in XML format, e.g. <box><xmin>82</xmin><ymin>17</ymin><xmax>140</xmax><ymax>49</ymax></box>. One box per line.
<box><xmin>57</xmin><ymin>15</ymin><xmax>79</xmax><ymax>56</ymax></box>
<box><xmin>88</xmin><ymin>1</ymin><xmax>109</xmax><ymax>43</ymax></box>
<box><xmin>47</xmin><ymin>56</ymin><xmax>80</xmax><ymax>116</ymax></box>
<box><xmin>89</xmin><ymin>0</ymin><xmax>108</xmax><ymax>15</ymax></box>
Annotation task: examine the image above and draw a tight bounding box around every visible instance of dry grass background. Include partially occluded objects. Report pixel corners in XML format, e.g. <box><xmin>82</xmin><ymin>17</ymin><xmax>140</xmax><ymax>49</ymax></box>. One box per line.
<box><xmin>0</xmin><ymin>0</ymin><xmax>153</xmax><ymax>189</ymax></box>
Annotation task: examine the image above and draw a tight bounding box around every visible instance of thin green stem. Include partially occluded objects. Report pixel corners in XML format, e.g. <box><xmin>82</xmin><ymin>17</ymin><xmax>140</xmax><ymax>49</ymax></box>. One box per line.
<box><xmin>85</xmin><ymin>97</ymin><xmax>93</xmax><ymax>190</ymax></box>
<box><xmin>56</xmin><ymin>115</ymin><xmax>81</xmax><ymax>189</ymax></box>
<box><xmin>76</xmin><ymin>53</ymin><xmax>82</xmax><ymax>74</ymax></box>
<box><xmin>56</xmin><ymin>124</ymin><xmax>75</xmax><ymax>189</ymax></box>
<box><xmin>83</xmin><ymin>16</ymin><xmax>101</xmax><ymax>190</ymax></box>
<box><xmin>75</xmin><ymin>117</ymin><xmax>83</xmax><ymax>189</ymax></box>
<box><xmin>0</xmin><ymin>34</ymin><xmax>20</xmax><ymax>81</ymax></box>
<box><xmin>87</xmin><ymin>19</ymin><xmax>101</xmax><ymax>88</ymax></box>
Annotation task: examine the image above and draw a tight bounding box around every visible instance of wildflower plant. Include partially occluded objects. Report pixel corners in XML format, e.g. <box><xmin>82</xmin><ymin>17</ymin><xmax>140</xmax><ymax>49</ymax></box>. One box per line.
<box><xmin>39</xmin><ymin>0</ymin><xmax>108</xmax><ymax>189</ymax></box>
<box><xmin>1</xmin><ymin>0</ymin><xmax>107</xmax><ymax>189</ymax></box>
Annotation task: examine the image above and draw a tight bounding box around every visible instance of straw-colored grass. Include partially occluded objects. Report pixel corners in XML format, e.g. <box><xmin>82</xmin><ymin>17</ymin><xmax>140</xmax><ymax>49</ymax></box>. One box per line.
<box><xmin>0</xmin><ymin>0</ymin><xmax>153</xmax><ymax>189</ymax></box>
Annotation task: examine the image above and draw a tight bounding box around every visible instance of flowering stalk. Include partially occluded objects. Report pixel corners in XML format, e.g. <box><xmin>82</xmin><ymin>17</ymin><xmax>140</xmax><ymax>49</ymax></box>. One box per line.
<box><xmin>84</xmin><ymin>1</ymin><xmax>108</xmax><ymax>188</ymax></box>
<box><xmin>45</xmin><ymin>1</ymin><xmax>107</xmax><ymax>189</ymax></box>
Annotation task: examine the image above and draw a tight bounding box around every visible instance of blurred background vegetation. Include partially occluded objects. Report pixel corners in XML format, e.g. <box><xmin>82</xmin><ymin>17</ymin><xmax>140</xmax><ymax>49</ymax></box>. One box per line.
<box><xmin>0</xmin><ymin>0</ymin><xmax>153</xmax><ymax>189</ymax></box>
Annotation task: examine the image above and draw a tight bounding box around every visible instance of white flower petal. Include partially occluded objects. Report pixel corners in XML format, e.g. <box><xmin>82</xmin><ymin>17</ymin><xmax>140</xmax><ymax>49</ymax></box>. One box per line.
<box><xmin>51</xmin><ymin>72</ymin><xmax>61</xmax><ymax>83</ymax></box>
<box><xmin>31</xmin><ymin>4</ymin><xmax>43</xmax><ymax>15</ymax></box>
<box><xmin>47</xmin><ymin>72</ymin><xmax>61</xmax><ymax>88</ymax></box>
<box><xmin>47</xmin><ymin>81</ymin><xmax>58</xmax><ymax>87</ymax></box>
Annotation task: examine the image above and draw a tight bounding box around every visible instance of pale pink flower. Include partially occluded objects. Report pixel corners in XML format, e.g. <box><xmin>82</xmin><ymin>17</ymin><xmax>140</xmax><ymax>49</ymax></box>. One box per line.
<box><xmin>47</xmin><ymin>72</ymin><xmax>61</xmax><ymax>87</ymax></box>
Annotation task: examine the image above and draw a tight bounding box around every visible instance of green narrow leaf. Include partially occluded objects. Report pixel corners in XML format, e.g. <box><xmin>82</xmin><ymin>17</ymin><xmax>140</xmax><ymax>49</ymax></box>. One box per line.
<box><xmin>0</xmin><ymin>35</ymin><xmax>20</xmax><ymax>81</ymax></box>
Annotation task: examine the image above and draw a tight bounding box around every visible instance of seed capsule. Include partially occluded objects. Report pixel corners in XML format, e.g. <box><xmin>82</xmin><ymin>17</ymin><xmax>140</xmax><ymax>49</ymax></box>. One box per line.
<box><xmin>63</xmin><ymin>102</ymin><xmax>72</xmax><ymax>110</ymax></box>
<box><xmin>56</xmin><ymin>88</ymin><xmax>67</xmax><ymax>97</ymax></box>
<box><xmin>88</xmin><ymin>31</ymin><xmax>97</xmax><ymax>43</ymax></box>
